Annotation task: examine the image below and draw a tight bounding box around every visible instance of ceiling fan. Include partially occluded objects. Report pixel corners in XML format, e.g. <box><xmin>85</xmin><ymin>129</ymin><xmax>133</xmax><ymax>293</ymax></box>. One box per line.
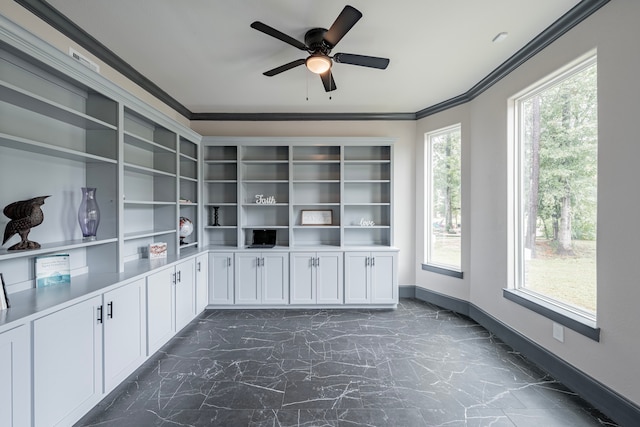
<box><xmin>251</xmin><ymin>5</ymin><xmax>390</xmax><ymax>92</ymax></box>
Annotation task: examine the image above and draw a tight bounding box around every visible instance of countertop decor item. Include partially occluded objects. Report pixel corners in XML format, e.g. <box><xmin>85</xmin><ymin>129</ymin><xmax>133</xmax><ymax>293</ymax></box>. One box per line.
<box><xmin>211</xmin><ymin>206</ymin><xmax>220</xmax><ymax>226</ymax></box>
<box><xmin>78</xmin><ymin>187</ymin><xmax>100</xmax><ymax>240</ymax></box>
<box><xmin>35</xmin><ymin>253</ymin><xmax>71</xmax><ymax>287</ymax></box>
<box><xmin>2</xmin><ymin>195</ymin><xmax>50</xmax><ymax>250</ymax></box>
<box><xmin>301</xmin><ymin>210</ymin><xmax>333</xmax><ymax>226</ymax></box>
<box><xmin>179</xmin><ymin>217</ymin><xmax>194</xmax><ymax>245</ymax></box>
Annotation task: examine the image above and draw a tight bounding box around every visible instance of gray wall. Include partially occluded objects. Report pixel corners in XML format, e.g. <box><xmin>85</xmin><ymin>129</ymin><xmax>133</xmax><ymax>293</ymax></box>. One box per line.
<box><xmin>416</xmin><ymin>0</ymin><xmax>640</xmax><ymax>407</ymax></box>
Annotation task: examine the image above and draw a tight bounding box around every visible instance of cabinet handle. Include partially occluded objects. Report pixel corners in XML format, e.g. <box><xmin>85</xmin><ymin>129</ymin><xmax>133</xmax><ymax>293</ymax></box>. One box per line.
<box><xmin>197</xmin><ymin>262</ymin><xmax>201</xmax><ymax>272</ymax></box>
<box><xmin>172</xmin><ymin>272</ymin><xmax>177</xmax><ymax>285</ymax></box>
<box><xmin>311</xmin><ymin>257</ymin><xmax>315</xmax><ymax>267</ymax></box>
<box><xmin>365</xmin><ymin>257</ymin><xmax>369</xmax><ymax>266</ymax></box>
<box><xmin>228</xmin><ymin>257</ymin><xmax>232</xmax><ymax>266</ymax></box>
<box><xmin>372</xmin><ymin>257</ymin><xmax>375</xmax><ymax>267</ymax></box>
<box><xmin>107</xmin><ymin>301</ymin><xmax>113</xmax><ymax>319</ymax></box>
<box><xmin>97</xmin><ymin>305</ymin><xmax>103</xmax><ymax>324</ymax></box>
<box><xmin>177</xmin><ymin>270</ymin><xmax>182</xmax><ymax>283</ymax></box>
<box><xmin>316</xmin><ymin>257</ymin><xmax>320</xmax><ymax>267</ymax></box>
<box><xmin>261</xmin><ymin>257</ymin><xmax>265</xmax><ymax>267</ymax></box>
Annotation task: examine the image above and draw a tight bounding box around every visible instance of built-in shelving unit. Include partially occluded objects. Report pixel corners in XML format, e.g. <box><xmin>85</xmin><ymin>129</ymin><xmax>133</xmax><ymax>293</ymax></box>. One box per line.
<box><xmin>203</xmin><ymin>145</ymin><xmax>238</xmax><ymax>247</ymax></box>
<box><xmin>202</xmin><ymin>138</ymin><xmax>394</xmax><ymax>249</ymax></box>
<box><xmin>0</xmin><ymin>24</ymin><xmax>201</xmax><ymax>290</ymax></box>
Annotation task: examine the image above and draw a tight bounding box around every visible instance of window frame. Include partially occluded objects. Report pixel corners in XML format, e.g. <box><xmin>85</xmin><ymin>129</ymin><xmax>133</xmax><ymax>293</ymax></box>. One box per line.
<box><xmin>508</xmin><ymin>51</ymin><xmax>599</xmax><ymax>340</ymax></box>
<box><xmin>423</xmin><ymin>123</ymin><xmax>463</xmax><ymax>278</ymax></box>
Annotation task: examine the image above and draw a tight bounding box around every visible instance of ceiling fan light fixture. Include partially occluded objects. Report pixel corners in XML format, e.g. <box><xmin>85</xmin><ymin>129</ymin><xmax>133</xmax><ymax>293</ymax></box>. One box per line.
<box><xmin>306</xmin><ymin>54</ymin><xmax>332</xmax><ymax>74</ymax></box>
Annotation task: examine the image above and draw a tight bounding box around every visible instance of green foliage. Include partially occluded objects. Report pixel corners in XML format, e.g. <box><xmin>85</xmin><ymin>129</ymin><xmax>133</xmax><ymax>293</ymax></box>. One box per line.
<box><xmin>430</xmin><ymin>128</ymin><xmax>461</xmax><ymax>233</ymax></box>
<box><xmin>521</xmin><ymin>62</ymin><xmax>598</xmax><ymax>244</ymax></box>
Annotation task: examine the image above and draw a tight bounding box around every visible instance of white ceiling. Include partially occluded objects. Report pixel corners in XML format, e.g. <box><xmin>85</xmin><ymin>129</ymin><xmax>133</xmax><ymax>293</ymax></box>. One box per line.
<box><xmin>46</xmin><ymin>0</ymin><xmax>581</xmax><ymax>115</ymax></box>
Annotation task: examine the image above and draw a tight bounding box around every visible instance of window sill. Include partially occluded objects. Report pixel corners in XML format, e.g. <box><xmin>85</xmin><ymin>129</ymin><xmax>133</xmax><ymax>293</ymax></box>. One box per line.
<box><xmin>503</xmin><ymin>288</ymin><xmax>600</xmax><ymax>341</ymax></box>
<box><xmin>422</xmin><ymin>263</ymin><xmax>463</xmax><ymax>279</ymax></box>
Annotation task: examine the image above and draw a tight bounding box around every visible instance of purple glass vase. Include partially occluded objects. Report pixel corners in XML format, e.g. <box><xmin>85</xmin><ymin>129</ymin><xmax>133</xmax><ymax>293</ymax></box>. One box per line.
<box><xmin>78</xmin><ymin>187</ymin><xmax>100</xmax><ymax>240</ymax></box>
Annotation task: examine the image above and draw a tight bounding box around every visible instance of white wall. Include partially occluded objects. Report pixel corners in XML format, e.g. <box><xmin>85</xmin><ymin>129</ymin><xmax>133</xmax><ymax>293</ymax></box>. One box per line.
<box><xmin>415</xmin><ymin>0</ymin><xmax>640</xmax><ymax>406</ymax></box>
<box><xmin>191</xmin><ymin>121</ymin><xmax>418</xmax><ymax>287</ymax></box>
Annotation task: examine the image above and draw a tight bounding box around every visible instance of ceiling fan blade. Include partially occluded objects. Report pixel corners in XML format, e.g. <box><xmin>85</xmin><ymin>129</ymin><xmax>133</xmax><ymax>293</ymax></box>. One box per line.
<box><xmin>263</xmin><ymin>59</ymin><xmax>306</xmax><ymax>76</ymax></box>
<box><xmin>251</xmin><ymin>21</ymin><xmax>308</xmax><ymax>51</ymax></box>
<box><xmin>323</xmin><ymin>5</ymin><xmax>362</xmax><ymax>48</ymax></box>
<box><xmin>319</xmin><ymin>70</ymin><xmax>337</xmax><ymax>92</ymax></box>
<box><xmin>333</xmin><ymin>53</ymin><xmax>390</xmax><ymax>69</ymax></box>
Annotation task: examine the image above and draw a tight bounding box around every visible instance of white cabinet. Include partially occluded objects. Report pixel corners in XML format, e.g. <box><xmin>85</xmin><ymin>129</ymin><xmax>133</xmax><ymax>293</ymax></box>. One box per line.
<box><xmin>103</xmin><ymin>279</ymin><xmax>146</xmax><ymax>392</ymax></box>
<box><xmin>146</xmin><ymin>266</ymin><xmax>174</xmax><ymax>355</ymax></box>
<box><xmin>236</xmin><ymin>252</ymin><xmax>289</xmax><ymax>304</ymax></box>
<box><xmin>290</xmin><ymin>252</ymin><xmax>343</xmax><ymax>304</ymax></box>
<box><xmin>0</xmin><ymin>324</ymin><xmax>30</xmax><ymax>427</ymax></box>
<box><xmin>195</xmin><ymin>253</ymin><xmax>209</xmax><ymax>312</ymax></box>
<box><xmin>33</xmin><ymin>296</ymin><xmax>103</xmax><ymax>427</ymax></box>
<box><xmin>209</xmin><ymin>252</ymin><xmax>235</xmax><ymax>304</ymax></box>
<box><xmin>345</xmin><ymin>251</ymin><xmax>397</xmax><ymax>304</ymax></box>
<box><xmin>174</xmin><ymin>258</ymin><xmax>196</xmax><ymax>332</ymax></box>
<box><xmin>147</xmin><ymin>259</ymin><xmax>196</xmax><ymax>354</ymax></box>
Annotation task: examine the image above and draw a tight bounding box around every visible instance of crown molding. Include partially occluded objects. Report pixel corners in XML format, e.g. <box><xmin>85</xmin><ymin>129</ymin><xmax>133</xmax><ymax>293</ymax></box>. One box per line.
<box><xmin>190</xmin><ymin>112</ymin><xmax>416</xmax><ymax>121</ymax></box>
<box><xmin>15</xmin><ymin>0</ymin><xmax>609</xmax><ymax>121</ymax></box>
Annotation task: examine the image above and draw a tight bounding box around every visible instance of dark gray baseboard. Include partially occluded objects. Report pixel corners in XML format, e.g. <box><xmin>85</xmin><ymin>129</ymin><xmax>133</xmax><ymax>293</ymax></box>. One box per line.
<box><xmin>407</xmin><ymin>285</ymin><xmax>640</xmax><ymax>426</ymax></box>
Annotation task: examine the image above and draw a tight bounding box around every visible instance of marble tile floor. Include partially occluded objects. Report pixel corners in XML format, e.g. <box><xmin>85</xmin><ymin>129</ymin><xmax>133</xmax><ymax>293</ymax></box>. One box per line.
<box><xmin>76</xmin><ymin>298</ymin><xmax>618</xmax><ymax>427</ymax></box>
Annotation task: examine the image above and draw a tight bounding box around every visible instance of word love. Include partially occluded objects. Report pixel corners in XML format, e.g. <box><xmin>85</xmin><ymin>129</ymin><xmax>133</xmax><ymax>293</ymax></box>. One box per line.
<box><xmin>360</xmin><ymin>218</ymin><xmax>375</xmax><ymax>227</ymax></box>
<box><xmin>255</xmin><ymin>194</ymin><xmax>276</xmax><ymax>204</ymax></box>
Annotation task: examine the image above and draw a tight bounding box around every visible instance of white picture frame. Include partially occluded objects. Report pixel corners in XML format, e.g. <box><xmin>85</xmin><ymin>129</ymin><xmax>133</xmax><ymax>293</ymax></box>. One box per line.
<box><xmin>301</xmin><ymin>210</ymin><xmax>333</xmax><ymax>226</ymax></box>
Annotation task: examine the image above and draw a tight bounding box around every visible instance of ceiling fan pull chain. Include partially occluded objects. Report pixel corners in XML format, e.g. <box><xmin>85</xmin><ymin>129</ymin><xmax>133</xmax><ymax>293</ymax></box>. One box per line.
<box><xmin>306</xmin><ymin>69</ymin><xmax>309</xmax><ymax>101</ymax></box>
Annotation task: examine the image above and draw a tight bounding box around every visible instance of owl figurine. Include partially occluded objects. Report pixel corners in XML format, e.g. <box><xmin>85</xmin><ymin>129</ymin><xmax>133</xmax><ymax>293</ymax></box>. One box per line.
<box><xmin>2</xmin><ymin>195</ymin><xmax>50</xmax><ymax>251</ymax></box>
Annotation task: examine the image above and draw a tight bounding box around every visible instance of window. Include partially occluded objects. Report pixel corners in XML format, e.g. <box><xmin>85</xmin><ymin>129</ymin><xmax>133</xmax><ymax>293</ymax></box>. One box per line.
<box><xmin>424</xmin><ymin>124</ymin><xmax>462</xmax><ymax>275</ymax></box>
<box><xmin>513</xmin><ymin>55</ymin><xmax>598</xmax><ymax>319</ymax></box>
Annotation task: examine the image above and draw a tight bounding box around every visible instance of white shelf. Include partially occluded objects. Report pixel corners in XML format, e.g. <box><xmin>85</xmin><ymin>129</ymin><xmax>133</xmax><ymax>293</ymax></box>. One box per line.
<box><xmin>124</xmin><ymin>200</ymin><xmax>175</xmax><ymax>206</ymax></box>
<box><xmin>0</xmin><ymin>80</ymin><xmax>116</xmax><ymax>131</ymax></box>
<box><xmin>0</xmin><ymin>237</ymin><xmax>117</xmax><ymax>261</ymax></box>
<box><xmin>179</xmin><ymin>176</ymin><xmax>198</xmax><ymax>183</ymax></box>
<box><xmin>242</xmin><ymin>203</ymin><xmax>289</xmax><ymax>209</ymax></box>
<box><xmin>123</xmin><ymin>162</ymin><xmax>177</xmax><ymax>178</ymax></box>
<box><xmin>243</xmin><ymin>180</ymin><xmax>289</xmax><ymax>184</ymax></box>
<box><xmin>205</xmin><ymin>159</ymin><xmax>237</xmax><ymax>164</ymax></box>
<box><xmin>179</xmin><ymin>153</ymin><xmax>197</xmax><ymax>162</ymax></box>
<box><xmin>123</xmin><ymin>131</ymin><xmax>176</xmax><ymax>154</ymax></box>
<box><xmin>0</xmin><ymin>132</ymin><xmax>117</xmax><ymax>164</ymax></box>
<box><xmin>124</xmin><ymin>229</ymin><xmax>177</xmax><ymax>241</ymax></box>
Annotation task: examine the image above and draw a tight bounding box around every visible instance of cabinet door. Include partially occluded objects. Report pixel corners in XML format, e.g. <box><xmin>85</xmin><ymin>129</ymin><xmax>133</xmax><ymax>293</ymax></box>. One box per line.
<box><xmin>290</xmin><ymin>252</ymin><xmax>315</xmax><ymax>304</ymax></box>
<box><xmin>0</xmin><ymin>325</ymin><xmax>30</xmax><ymax>427</ymax></box>
<box><xmin>210</xmin><ymin>252</ymin><xmax>234</xmax><ymax>304</ymax></box>
<box><xmin>103</xmin><ymin>279</ymin><xmax>146</xmax><ymax>392</ymax></box>
<box><xmin>33</xmin><ymin>296</ymin><xmax>103</xmax><ymax>427</ymax></box>
<box><xmin>371</xmin><ymin>252</ymin><xmax>398</xmax><ymax>303</ymax></box>
<box><xmin>147</xmin><ymin>267</ymin><xmax>174</xmax><ymax>355</ymax></box>
<box><xmin>344</xmin><ymin>252</ymin><xmax>370</xmax><ymax>304</ymax></box>
<box><xmin>235</xmin><ymin>253</ymin><xmax>261</xmax><ymax>304</ymax></box>
<box><xmin>195</xmin><ymin>253</ymin><xmax>209</xmax><ymax>312</ymax></box>
<box><xmin>316</xmin><ymin>252</ymin><xmax>344</xmax><ymax>304</ymax></box>
<box><xmin>262</xmin><ymin>252</ymin><xmax>289</xmax><ymax>304</ymax></box>
<box><xmin>175</xmin><ymin>258</ymin><xmax>195</xmax><ymax>331</ymax></box>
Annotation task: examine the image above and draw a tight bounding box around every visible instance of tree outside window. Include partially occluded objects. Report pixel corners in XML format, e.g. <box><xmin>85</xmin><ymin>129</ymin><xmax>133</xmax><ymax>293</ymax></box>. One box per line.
<box><xmin>425</xmin><ymin>125</ymin><xmax>462</xmax><ymax>271</ymax></box>
<box><xmin>516</xmin><ymin>56</ymin><xmax>597</xmax><ymax>316</ymax></box>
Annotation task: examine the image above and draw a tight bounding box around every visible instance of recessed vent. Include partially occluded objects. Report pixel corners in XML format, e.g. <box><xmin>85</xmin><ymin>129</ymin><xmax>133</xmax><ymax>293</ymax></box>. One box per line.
<box><xmin>68</xmin><ymin>47</ymin><xmax>100</xmax><ymax>73</ymax></box>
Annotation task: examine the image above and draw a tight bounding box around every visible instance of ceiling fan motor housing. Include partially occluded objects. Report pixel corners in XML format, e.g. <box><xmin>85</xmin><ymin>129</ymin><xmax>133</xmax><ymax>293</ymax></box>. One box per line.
<box><xmin>305</xmin><ymin>28</ymin><xmax>331</xmax><ymax>54</ymax></box>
